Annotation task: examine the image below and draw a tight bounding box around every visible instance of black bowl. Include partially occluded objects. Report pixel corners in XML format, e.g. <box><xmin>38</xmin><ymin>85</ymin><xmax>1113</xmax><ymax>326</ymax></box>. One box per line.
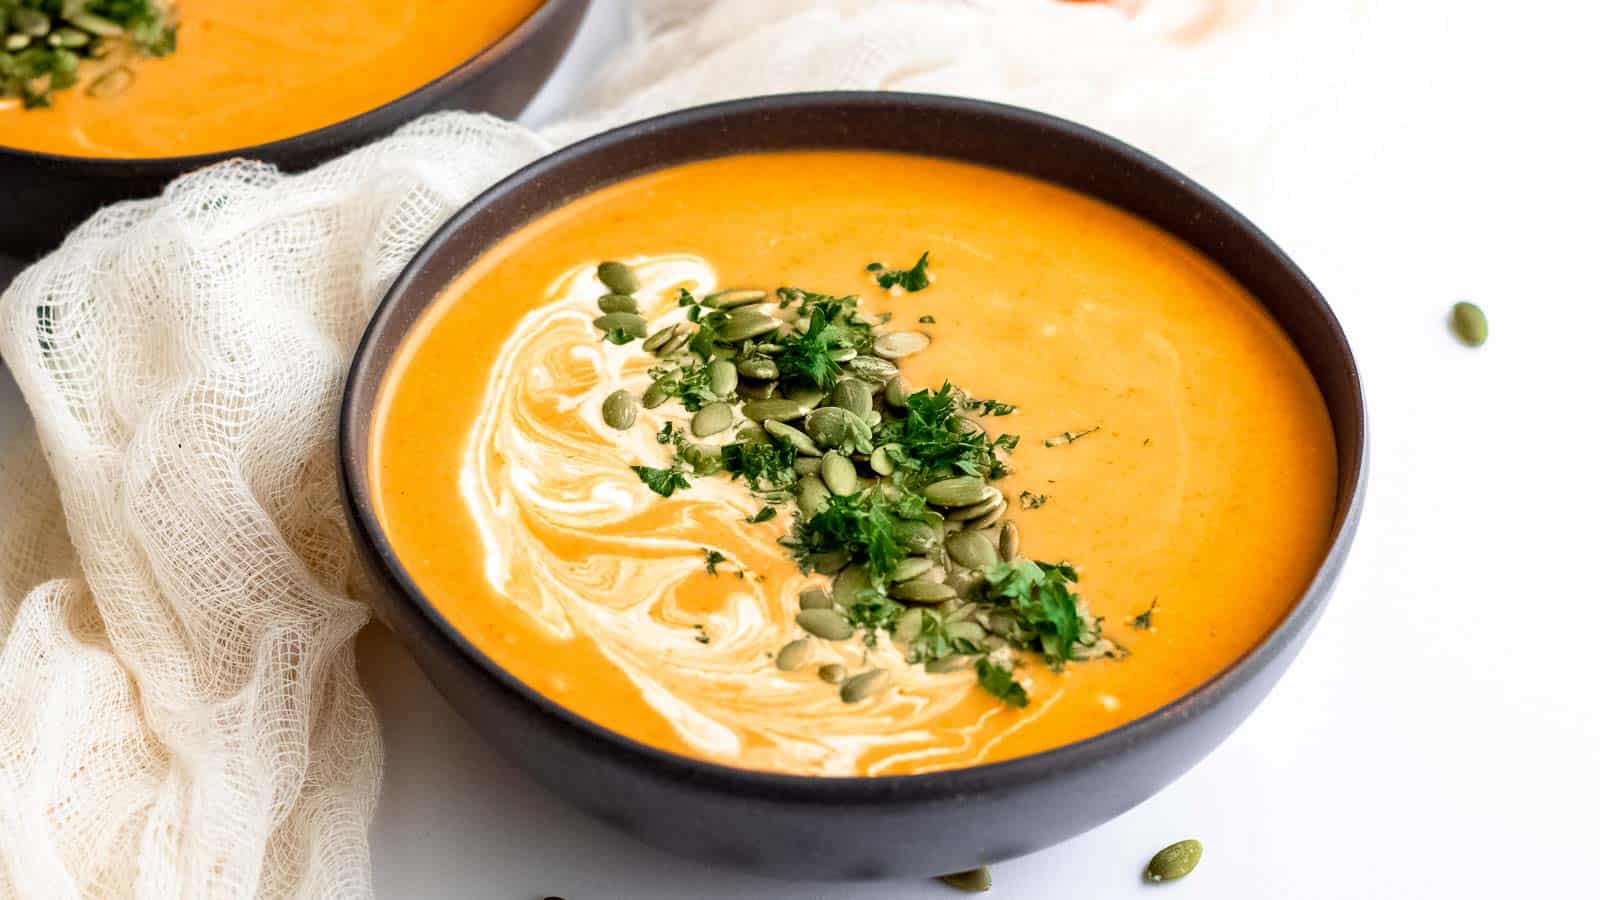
<box><xmin>339</xmin><ymin>92</ymin><xmax>1367</xmax><ymax>881</ymax></box>
<box><xmin>0</xmin><ymin>0</ymin><xmax>590</xmax><ymax>259</ymax></box>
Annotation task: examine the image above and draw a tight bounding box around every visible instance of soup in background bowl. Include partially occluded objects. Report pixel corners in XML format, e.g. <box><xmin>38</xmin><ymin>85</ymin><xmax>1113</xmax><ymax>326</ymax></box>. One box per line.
<box><xmin>339</xmin><ymin>93</ymin><xmax>1366</xmax><ymax>879</ymax></box>
<box><xmin>0</xmin><ymin>0</ymin><xmax>589</xmax><ymax>256</ymax></box>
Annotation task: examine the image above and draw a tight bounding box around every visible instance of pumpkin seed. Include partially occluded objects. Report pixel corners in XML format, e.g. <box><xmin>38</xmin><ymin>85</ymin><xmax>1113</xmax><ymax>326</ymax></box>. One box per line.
<box><xmin>85</xmin><ymin>65</ymin><xmax>132</xmax><ymax>98</ymax></box>
<box><xmin>890</xmin><ymin>580</ymin><xmax>957</xmax><ymax>604</ymax></box>
<box><xmin>946</xmin><ymin>621</ymin><xmax>987</xmax><ymax>646</ymax></box>
<box><xmin>840</xmin><ymin>669</ymin><xmax>889</xmax><ymax>703</ymax></box>
<box><xmin>925</xmin><ymin>654</ymin><xmax>974</xmax><ymax>674</ymax></box>
<box><xmin>67</xmin><ymin>13</ymin><xmax>122</xmax><ymax>36</ymax></box>
<box><xmin>967</xmin><ymin>503</ymin><xmax>1007</xmax><ymax>531</ymax></box>
<box><xmin>3</xmin><ymin>34</ymin><xmax>29</xmax><ymax>51</ymax></box>
<box><xmin>797</xmin><ymin>608</ymin><xmax>854</xmax><ymax>641</ymax></box>
<box><xmin>1451</xmin><ymin>301</ymin><xmax>1488</xmax><ymax>346</ymax></box>
<box><xmin>910</xmin><ymin>564</ymin><xmax>948</xmax><ymax>585</ymax></box>
<box><xmin>737</xmin><ymin>379</ymin><xmax>777</xmax><ymax>400</ymax></box>
<box><xmin>945</xmin><ymin>568</ymin><xmax>984</xmax><ymax>600</ymax></box>
<box><xmin>797</xmin><ymin>475</ymin><xmax>831</xmax><ymax>517</ymax></box>
<box><xmin>601</xmin><ymin>390</ymin><xmax>638</xmax><ymax>430</ymax></box>
<box><xmin>742</xmin><ymin>398</ymin><xmax>804</xmax><ymax>422</ymax></box>
<box><xmin>765</xmin><ymin>421</ymin><xmax>822</xmax><ymax>456</ymax></box>
<box><xmin>873</xmin><ymin>330</ymin><xmax>931</xmax><ymax>359</ymax></box>
<box><xmin>999</xmin><ymin>521</ymin><xmax>1020</xmax><ymax>561</ymax></box>
<box><xmin>593</xmin><ymin>312</ymin><xmax>647</xmax><ymax>339</ymax></box>
<box><xmin>810</xmin><ymin>550</ymin><xmax>850</xmax><ymax>574</ymax></box>
<box><xmin>691</xmin><ymin>402</ymin><xmax>734</xmax><ymax>437</ymax></box>
<box><xmin>936</xmin><ymin>867</ymin><xmax>992</xmax><ymax>893</ymax></box>
<box><xmin>869</xmin><ymin>445</ymin><xmax>896</xmax><ymax>475</ymax></box>
<box><xmin>830</xmin><ymin>378</ymin><xmax>874</xmax><ymax>419</ymax></box>
<box><xmin>946</xmin><ymin>530</ymin><xmax>999</xmax><ymax>569</ymax></box>
<box><xmin>786</xmin><ymin>386</ymin><xmax>828</xmax><ymax>410</ymax></box>
<box><xmin>828</xmin><ymin>347</ymin><xmax>858</xmax><ymax>363</ymax></box>
<box><xmin>641</xmin><ymin>378</ymin><xmax>672</xmax><ymax>409</ymax></box>
<box><xmin>948</xmin><ymin>487</ymin><xmax>1004</xmax><ymax>521</ymax></box>
<box><xmin>703</xmin><ymin>288</ymin><xmax>767</xmax><ymax>309</ymax></box>
<box><xmin>1144</xmin><ymin>839</ymin><xmax>1203</xmax><ymax>883</ymax></box>
<box><xmin>923</xmin><ymin>476</ymin><xmax>988</xmax><ymax>507</ymax></box>
<box><xmin>736</xmin><ymin>356</ymin><xmax>779</xmax><ymax>380</ymax></box>
<box><xmin>894</xmin><ymin>520</ymin><xmax>942</xmax><ymax>555</ymax></box>
<box><xmin>894</xmin><ymin>608</ymin><xmax>926</xmax><ymax>643</ymax></box>
<box><xmin>596</xmin><ymin>293</ymin><xmax>638</xmax><ymax>314</ymax></box>
<box><xmin>884</xmin><ymin>376</ymin><xmax>908</xmax><ymax>408</ymax></box>
<box><xmin>804</xmin><ymin>407</ymin><xmax>872</xmax><ymax>452</ymax></box>
<box><xmin>48</xmin><ymin>27</ymin><xmax>89</xmax><ymax>48</ymax></box>
<box><xmin>820</xmin><ymin>451</ymin><xmax>859</xmax><ymax>496</ymax></box>
<box><xmin>596</xmin><ymin>261</ymin><xmax>639</xmax><ymax>294</ymax></box>
<box><xmin>848</xmin><ymin>355</ymin><xmax>900</xmax><ymax>384</ymax></box>
<box><xmin>890</xmin><ymin>556</ymin><xmax>935</xmax><ymax>582</ymax></box>
<box><xmin>831</xmin><ymin>565</ymin><xmax>872</xmax><ymax>607</ymax></box>
<box><xmin>819</xmin><ymin>664</ymin><xmax>847</xmax><ymax>684</ymax></box>
<box><xmin>659</xmin><ymin>331</ymin><xmax>692</xmax><ymax>355</ymax></box>
<box><xmin>719</xmin><ymin>313</ymin><xmax>782</xmax><ymax>342</ymax></box>
<box><xmin>13</xmin><ymin>8</ymin><xmax>48</xmax><ymax>36</ymax></box>
<box><xmin>775</xmin><ymin>639</ymin><xmax>812</xmax><ymax>671</ymax></box>
<box><xmin>642</xmin><ymin>323</ymin><xmax>681</xmax><ymax>353</ymax></box>
<box><xmin>798</xmin><ymin>587</ymin><xmax>833</xmax><ymax>610</ymax></box>
<box><xmin>707</xmin><ymin>360</ymin><xmax>739</xmax><ymax>396</ymax></box>
<box><xmin>794</xmin><ymin>456</ymin><xmax>822</xmax><ymax>476</ymax></box>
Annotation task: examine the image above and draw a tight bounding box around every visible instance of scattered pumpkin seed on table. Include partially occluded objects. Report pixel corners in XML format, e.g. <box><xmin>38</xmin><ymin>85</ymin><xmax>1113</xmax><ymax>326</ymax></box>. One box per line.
<box><xmin>936</xmin><ymin>866</ymin><xmax>992</xmax><ymax>893</ymax></box>
<box><xmin>1144</xmin><ymin>839</ymin><xmax>1203</xmax><ymax>883</ymax></box>
<box><xmin>1450</xmin><ymin>300</ymin><xmax>1488</xmax><ymax>346</ymax></box>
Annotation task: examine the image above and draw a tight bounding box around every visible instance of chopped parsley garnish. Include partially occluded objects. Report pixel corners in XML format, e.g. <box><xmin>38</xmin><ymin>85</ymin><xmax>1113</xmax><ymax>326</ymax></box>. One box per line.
<box><xmin>1044</xmin><ymin>426</ymin><xmax>1101</xmax><ymax>448</ymax></box>
<box><xmin>918</xmin><ymin>314</ymin><xmax>937</xmax><ymax>324</ymax></box>
<box><xmin>976</xmin><ymin>659</ymin><xmax>1029</xmax><ymax>708</ymax></box>
<box><xmin>720</xmin><ymin>439</ymin><xmax>797</xmax><ymax>490</ymax></box>
<box><xmin>880</xmin><ymin>382</ymin><xmax>1011</xmax><ymax>483</ymax></box>
<box><xmin>789</xmin><ymin>490</ymin><xmax>907</xmax><ymax>582</ymax></box>
<box><xmin>1019</xmin><ymin>490</ymin><xmax>1049</xmax><ymax>509</ymax></box>
<box><xmin>985</xmin><ymin>559</ymin><xmax>1091</xmax><ymax>666</ymax></box>
<box><xmin>703</xmin><ymin>549</ymin><xmax>727</xmax><ymax>575</ymax></box>
<box><xmin>1132</xmin><ymin>600</ymin><xmax>1158</xmax><ymax>630</ymax></box>
<box><xmin>866</xmin><ymin>251</ymin><xmax>932</xmax><ymax>292</ymax></box>
<box><xmin>746</xmin><ymin>506</ymin><xmax>777</xmax><ymax>524</ymax></box>
<box><xmin>966</xmin><ymin>398</ymin><xmax>1016</xmax><ymax>417</ymax></box>
<box><xmin>769</xmin><ymin>290</ymin><xmax>873</xmax><ymax>390</ymax></box>
<box><xmin>631</xmin><ymin>465</ymin><xmax>691</xmax><ymax>497</ymax></box>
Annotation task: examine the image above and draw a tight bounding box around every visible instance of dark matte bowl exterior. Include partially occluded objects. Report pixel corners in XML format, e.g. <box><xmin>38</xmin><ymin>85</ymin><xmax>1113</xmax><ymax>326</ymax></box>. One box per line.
<box><xmin>339</xmin><ymin>93</ymin><xmax>1367</xmax><ymax>880</ymax></box>
<box><xmin>0</xmin><ymin>0</ymin><xmax>589</xmax><ymax>259</ymax></box>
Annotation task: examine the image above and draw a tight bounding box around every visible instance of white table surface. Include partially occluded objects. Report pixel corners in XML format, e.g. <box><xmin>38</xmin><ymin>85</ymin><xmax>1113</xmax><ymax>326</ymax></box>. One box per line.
<box><xmin>5</xmin><ymin>3</ymin><xmax>1598</xmax><ymax>898</ymax></box>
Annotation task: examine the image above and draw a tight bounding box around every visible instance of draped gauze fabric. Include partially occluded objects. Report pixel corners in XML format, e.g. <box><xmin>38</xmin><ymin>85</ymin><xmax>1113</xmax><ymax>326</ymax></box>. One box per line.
<box><xmin>0</xmin><ymin>1</ymin><xmax>1349</xmax><ymax>896</ymax></box>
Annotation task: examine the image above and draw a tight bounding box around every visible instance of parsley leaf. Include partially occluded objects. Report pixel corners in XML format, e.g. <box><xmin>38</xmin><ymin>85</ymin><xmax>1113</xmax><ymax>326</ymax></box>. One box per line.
<box><xmin>746</xmin><ymin>506</ymin><xmax>778</xmax><ymax>524</ymax></box>
<box><xmin>976</xmin><ymin>659</ymin><xmax>1029</xmax><ymax>707</ymax></box>
<box><xmin>790</xmin><ymin>490</ymin><xmax>906</xmax><ymax>582</ymax></box>
<box><xmin>966</xmin><ymin>398</ymin><xmax>1016</xmax><ymax>417</ymax></box>
<box><xmin>631</xmin><ymin>465</ymin><xmax>691</xmax><ymax>497</ymax></box>
<box><xmin>880</xmin><ymin>383</ymin><xmax>1010</xmax><ymax>482</ymax></box>
<box><xmin>1019</xmin><ymin>490</ymin><xmax>1049</xmax><ymax>510</ymax></box>
<box><xmin>866</xmin><ymin>251</ymin><xmax>932</xmax><ymax>292</ymax></box>
<box><xmin>984</xmin><ymin>559</ymin><xmax>1086</xmax><ymax>666</ymax></box>
<box><xmin>1132</xmin><ymin>600</ymin><xmax>1158</xmax><ymax>630</ymax></box>
<box><xmin>703</xmin><ymin>549</ymin><xmax>727</xmax><ymax>575</ymax></box>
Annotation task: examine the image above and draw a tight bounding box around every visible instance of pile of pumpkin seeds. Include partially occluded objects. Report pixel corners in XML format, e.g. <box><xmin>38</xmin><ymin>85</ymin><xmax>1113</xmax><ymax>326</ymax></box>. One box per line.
<box><xmin>591</xmin><ymin>259</ymin><xmax>1119</xmax><ymax>708</ymax></box>
<box><xmin>0</xmin><ymin>0</ymin><xmax>176</xmax><ymax>107</ymax></box>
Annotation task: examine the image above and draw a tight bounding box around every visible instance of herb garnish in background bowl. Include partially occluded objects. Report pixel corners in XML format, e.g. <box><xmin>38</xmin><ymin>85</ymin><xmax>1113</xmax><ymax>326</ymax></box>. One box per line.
<box><xmin>590</xmin><ymin>257</ymin><xmax>1123</xmax><ymax>709</ymax></box>
<box><xmin>0</xmin><ymin>0</ymin><xmax>176</xmax><ymax>107</ymax></box>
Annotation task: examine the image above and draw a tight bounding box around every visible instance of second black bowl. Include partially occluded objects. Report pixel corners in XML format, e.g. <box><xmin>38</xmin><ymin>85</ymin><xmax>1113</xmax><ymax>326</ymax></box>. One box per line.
<box><xmin>0</xmin><ymin>0</ymin><xmax>590</xmax><ymax>259</ymax></box>
<box><xmin>339</xmin><ymin>92</ymin><xmax>1367</xmax><ymax>880</ymax></box>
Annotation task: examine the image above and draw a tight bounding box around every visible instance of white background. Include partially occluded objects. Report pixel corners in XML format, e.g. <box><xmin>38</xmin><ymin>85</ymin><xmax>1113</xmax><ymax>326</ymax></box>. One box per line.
<box><xmin>5</xmin><ymin>3</ymin><xmax>1598</xmax><ymax>897</ymax></box>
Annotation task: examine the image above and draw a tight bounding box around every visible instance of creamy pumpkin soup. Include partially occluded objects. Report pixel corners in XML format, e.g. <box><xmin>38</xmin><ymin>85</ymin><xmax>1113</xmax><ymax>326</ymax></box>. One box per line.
<box><xmin>372</xmin><ymin>152</ymin><xmax>1337</xmax><ymax>777</ymax></box>
<box><xmin>0</xmin><ymin>0</ymin><xmax>544</xmax><ymax>157</ymax></box>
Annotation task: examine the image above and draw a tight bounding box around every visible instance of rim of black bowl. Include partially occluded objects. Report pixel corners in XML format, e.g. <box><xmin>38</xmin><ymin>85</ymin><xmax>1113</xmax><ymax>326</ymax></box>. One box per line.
<box><xmin>0</xmin><ymin>0</ymin><xmax>584</xmax><ymax>172</ymax></box>
<box><xmin>340</xmin><ymin>91</ymin><xmax>1369</xmax><ymax>802</ymax></box>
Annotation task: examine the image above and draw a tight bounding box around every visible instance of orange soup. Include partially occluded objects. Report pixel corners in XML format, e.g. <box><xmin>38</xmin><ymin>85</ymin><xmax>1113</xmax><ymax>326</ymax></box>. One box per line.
<box><xmin>0</xmin><ymin>0</ymin><xmax>544</xmax><ymax>158</ymax></box>
<box><xmin>371</xmin><ymin>152</ymin><xmax>1337</xmax><ymax>777</ymax></box>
